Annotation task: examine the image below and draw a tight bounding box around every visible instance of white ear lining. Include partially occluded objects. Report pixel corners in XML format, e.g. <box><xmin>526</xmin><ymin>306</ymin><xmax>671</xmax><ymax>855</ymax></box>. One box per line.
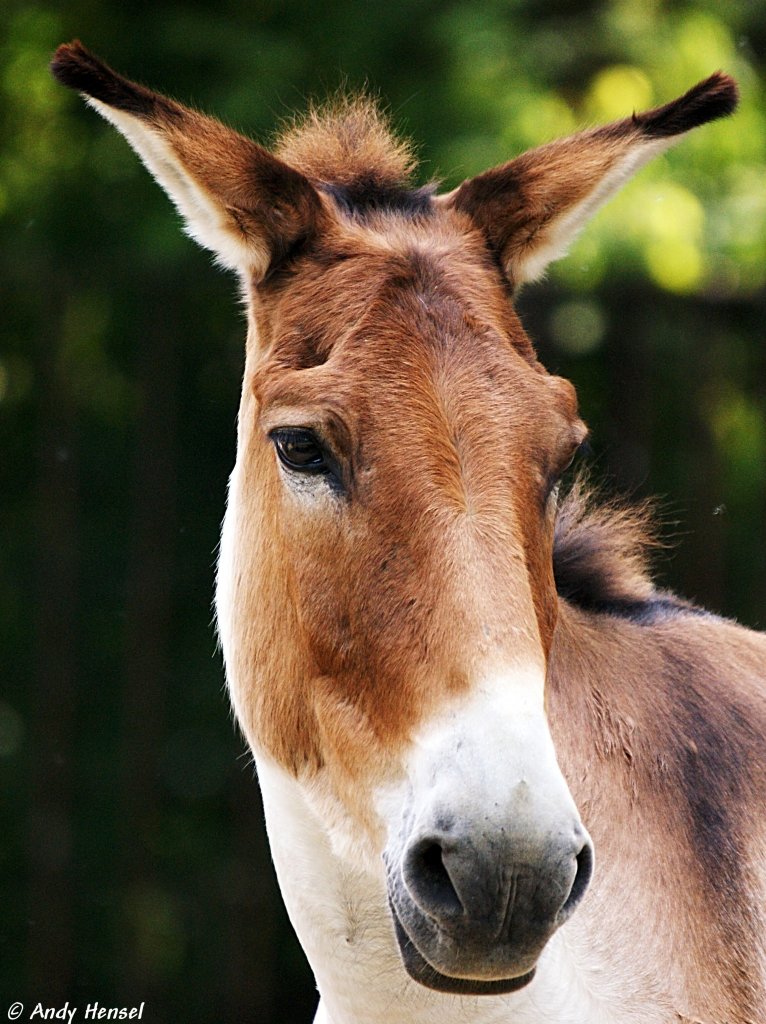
<box><xmin>87</xmin><ymin>97</ymin><xmax>270</xmax><ymax>276</ymax></box>
<box><xmin>510</xmin><ymin>136</ymin><xmax>674</xmax><ymax>285</ymax></box>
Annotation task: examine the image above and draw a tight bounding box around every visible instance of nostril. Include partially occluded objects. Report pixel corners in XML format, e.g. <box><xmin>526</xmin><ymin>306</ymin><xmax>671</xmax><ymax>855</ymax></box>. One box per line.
<box><xmin>558</xmin><ymin>838</ymin><xmax>594</xmax><ymax>924</ymax></box>
<box><xmin>404</xmin><ymin>838</ymin><xmax>463</xmax><ymax>919</ymax></box>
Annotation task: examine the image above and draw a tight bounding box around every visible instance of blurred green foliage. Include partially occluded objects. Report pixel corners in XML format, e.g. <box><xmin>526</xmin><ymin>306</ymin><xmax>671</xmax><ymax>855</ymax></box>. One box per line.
<box><xmin>1</xmin><ymin>1</ymin><xmax>764</xmax><ymax>1021</ymax></box>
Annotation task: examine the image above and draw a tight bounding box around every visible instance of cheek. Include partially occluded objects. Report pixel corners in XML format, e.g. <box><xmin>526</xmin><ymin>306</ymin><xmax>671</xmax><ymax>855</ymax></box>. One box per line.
<box><xmin>289</xmin><ymin>520</ymin><xmax>359</xmax><ymax>673</ymax></box>
<box><xmin>288</xmin><ymin>514</ymin><xmax>417</xmax><ymax>675</ymax></box>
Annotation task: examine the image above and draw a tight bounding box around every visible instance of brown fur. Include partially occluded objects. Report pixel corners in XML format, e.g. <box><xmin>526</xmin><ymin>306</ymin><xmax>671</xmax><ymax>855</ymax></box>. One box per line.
<box><xmin>550</xmin><ymin>490</ymin><xmax>766</xmax><ymax>1020</ymax></box>
<box><xmin>234</xmin><ymin>221</ymin><xmax>579</xmax><ymax>774</ymax></box>
<box><xmin>51</xmin><ymin>47</ymin><xmax>763</xmax><ymax>1021</ymax></box>
<box><xmin>550</xmin><ymin>603</ymin><xmax>766</xmax><ymax>1021</ymax></box>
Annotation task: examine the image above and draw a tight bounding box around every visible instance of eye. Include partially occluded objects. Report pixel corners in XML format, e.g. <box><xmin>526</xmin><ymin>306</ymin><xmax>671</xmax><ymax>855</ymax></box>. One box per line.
<box><xmin>270</xmin><ymin>428</ymin><xmax>329</xmax><ymax>474</ymax></box>
<box><xmin>562</xmin><ymin>436</ymin><xmax>591</xmax><ymax>475</ymax></box>
<box><xmin>561</xmin><ymin>442</ymin><xmax>584</xmax><ymax>475</ymax></box>
<box><xmin>545</xmin><ymin>437</ymin><xmax>590</xmax><ymax>504</ymax></box>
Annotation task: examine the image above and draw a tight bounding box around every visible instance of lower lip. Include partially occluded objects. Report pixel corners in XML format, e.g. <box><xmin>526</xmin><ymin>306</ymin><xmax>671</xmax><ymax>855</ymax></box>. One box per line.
<box><xmin>390</xmin><ymin>906</ymin><xmax>537</xmax><ymax>996</ymax></box>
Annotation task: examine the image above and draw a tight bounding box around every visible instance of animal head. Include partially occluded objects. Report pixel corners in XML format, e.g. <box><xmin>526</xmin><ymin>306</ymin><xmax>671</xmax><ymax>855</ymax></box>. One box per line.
<box><xmin>51</xmin><ymin>42</ymin><xmax>737</xmax><ymax>993</ymax></box>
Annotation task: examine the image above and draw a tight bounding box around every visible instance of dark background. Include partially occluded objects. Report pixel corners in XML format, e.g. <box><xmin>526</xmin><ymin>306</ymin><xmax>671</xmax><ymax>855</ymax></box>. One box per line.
<box><xmin>2</xmin><ymin>2</ymin><xmax>764</xmax><ymax>1021</ymax></box>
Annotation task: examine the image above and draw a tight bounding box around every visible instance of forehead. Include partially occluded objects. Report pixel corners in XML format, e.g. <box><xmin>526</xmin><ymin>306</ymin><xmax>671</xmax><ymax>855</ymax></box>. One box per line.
<box><xmin>254</xmin><ymin>213</ymin><xmax>576</xmax><ymax>434</ymax></box>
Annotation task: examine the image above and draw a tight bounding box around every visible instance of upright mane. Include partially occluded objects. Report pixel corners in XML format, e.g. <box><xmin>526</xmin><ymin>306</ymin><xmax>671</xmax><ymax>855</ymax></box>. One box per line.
<box><xmin>274</xmin><ymin>93</ymin><xmax>417</xmax><ymax>188</ymax></box>
<box><xmin>553</xmin><ymin>480</ymin><xmax>687</xmax><ymax>618</ymax></box>
<box><xmin>274</xmin><ymin>94</ymin><xmax>436</xmax><ymax>216</ymax></box>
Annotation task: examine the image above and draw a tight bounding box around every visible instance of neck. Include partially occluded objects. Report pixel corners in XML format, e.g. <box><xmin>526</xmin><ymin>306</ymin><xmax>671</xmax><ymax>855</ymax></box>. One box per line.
<box><xmin>253</xmin><ymin>602</ymin><xmax>766</xmax><ymax>1023</ymax></box>
<box><xmin>548</xmin><ymin>598</ymin><xmax>766</xmax><ymax>1023</ymax></box>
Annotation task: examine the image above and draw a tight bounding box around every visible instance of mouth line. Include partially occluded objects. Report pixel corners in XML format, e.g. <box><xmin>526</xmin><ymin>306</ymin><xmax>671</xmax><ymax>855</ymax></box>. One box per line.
<box><xmin>390</xmin><ymin>902</ymin><xmax>536</xmax><ymax>996</ymax></box>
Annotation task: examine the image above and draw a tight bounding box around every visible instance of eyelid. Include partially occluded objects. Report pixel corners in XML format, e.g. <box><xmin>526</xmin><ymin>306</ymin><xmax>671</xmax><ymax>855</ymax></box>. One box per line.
<box><xmin>561</xmin><ymin>429</ymin><xmax>590</xmax><ymax>470</ymax></box>
<box><xmin>567</xmin><ymin>435</ymin><xmax>591</xmax><ymax>470</ymax></box>
<box><xmin>269</xmin><ymin>425</ymin><xmax>323</xmax><ymax>443</ymax></box>
<box><xmin>575</xmin><ymin>434</ymin><xmax>592</xmax><ymax>460</ymax></box>
<box><xmin>544</xmin><ymin>434</ymin><xmax>590</xmax><ymax>506</ymax></box>
<box><xmin>259</xmin><ymin>404</ymin><xmax>351</xmax><ymax>455</ymax></box>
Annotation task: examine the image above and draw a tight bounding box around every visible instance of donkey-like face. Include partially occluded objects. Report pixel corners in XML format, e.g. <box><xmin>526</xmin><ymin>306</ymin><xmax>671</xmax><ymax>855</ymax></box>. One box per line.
<box><xmin>228</xmin><ymin>229</ymin><xmax>592</xmax><ymax>991</ymax></box>
<box><xmin>51</xmin><ymin>42</ymin><xmax>737</xmax><ymax>994</ymax></box>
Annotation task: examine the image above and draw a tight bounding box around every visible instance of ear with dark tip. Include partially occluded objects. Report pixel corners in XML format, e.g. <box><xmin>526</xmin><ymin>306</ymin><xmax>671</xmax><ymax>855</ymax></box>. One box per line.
<box><xmin>441</xmin><ymin>73</ymin><xmax>739</xmax><ymax>288</ymax></box>
<box><xmin>51</xmin><ymin>39</ymin><xmax>163</xmax><ymax>117</ymax></box>
<box><xmin>50</xmin><ymin>40</ymin><xmax>324</xmax><ymax>280</ymax></box>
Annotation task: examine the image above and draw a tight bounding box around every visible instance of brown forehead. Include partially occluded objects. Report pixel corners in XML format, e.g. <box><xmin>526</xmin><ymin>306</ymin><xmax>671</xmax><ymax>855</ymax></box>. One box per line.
<box><xmin>256</xmin><ymin>204</ymin><xmax>524</xmax><ymax>351</ymax></box>
<box><xmin>252</xmin><ymin>212</ymin><xmax>580</xmax><ymax>439</ymax></box>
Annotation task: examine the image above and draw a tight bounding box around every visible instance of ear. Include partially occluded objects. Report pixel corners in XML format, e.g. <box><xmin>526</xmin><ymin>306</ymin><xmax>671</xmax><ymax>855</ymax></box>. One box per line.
<box><xmin>440</xmin><ymin>73</ymin><xmax>738</xmax><ymax>288</ymax></box>
<box><xmin>50</xmin><ymin>41</ymin><xmax>323</xmax><ymax>280</ymax></box>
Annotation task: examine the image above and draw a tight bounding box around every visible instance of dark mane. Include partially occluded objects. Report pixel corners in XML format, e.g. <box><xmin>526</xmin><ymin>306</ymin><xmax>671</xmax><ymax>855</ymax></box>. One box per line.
<box><xmin>318</xmin><ymin>179</ymin><xmax>436</xmax><ymax>218</ymax></box>
<box><xmin>553</xmin><ymin>479</ymin><xmax>702</xmax><ymax>622</ymax></box>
